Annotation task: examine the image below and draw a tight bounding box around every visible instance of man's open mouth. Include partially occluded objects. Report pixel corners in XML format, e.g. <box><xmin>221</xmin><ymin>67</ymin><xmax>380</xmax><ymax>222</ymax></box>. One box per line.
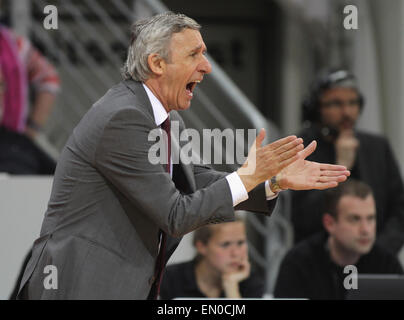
<box><xmin>186</xmin><ymin>80</ymin><xmax>200</xmax><ymax>96</ymax></box>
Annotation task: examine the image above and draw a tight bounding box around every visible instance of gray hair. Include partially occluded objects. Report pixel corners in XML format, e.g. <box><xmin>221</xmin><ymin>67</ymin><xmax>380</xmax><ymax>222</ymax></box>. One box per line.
<box><xmin>122</xmin><ymin>12</ymin><xmax>201</xmax><ymax>82</ymax></box>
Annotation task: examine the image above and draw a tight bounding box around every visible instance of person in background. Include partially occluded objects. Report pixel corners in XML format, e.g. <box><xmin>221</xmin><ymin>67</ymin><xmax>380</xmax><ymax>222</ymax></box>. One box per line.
<box><xmin>275</xmin><ymin>180</ymin><xmax>403</xmax><ymax>300</ymax></box>
<box><xmin>291</xmin><ymin>69</ymin><xmax>404</xmax><ymax>256</ymax></box>
<box><xmin>0</xmin><ymin>24</ymin><xmax>60</xmax><ymax>174</ymax></box>
<box><xmin>160</xmin><ymin>214</ymin><xmax>264</xmax><ymax>299</ymax></box>
<box><xmin>1</xmin><ymin>21</ymin><xmax>60</xmax><ymax>300</ymax></box>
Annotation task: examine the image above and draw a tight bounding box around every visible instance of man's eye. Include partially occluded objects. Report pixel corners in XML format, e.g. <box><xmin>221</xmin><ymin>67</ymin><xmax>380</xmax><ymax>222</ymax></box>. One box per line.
<box><xmin>323</xmin><ymin>100</ymin><xmax>343</xmax><ymax>108</ymax></box>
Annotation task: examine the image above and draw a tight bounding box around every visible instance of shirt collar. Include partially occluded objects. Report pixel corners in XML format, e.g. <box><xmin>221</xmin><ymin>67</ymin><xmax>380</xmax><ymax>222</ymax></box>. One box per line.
<box><xmin>142</xmin><ymin>83</ymin><xmax>168</xmax><ymax>126</ymax></box>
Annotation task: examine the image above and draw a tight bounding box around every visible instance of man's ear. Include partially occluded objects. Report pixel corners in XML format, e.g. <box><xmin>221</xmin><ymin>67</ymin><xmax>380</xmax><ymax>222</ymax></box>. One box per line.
<box><xmin>147</xmin><ymin>53</ymin><xmax>165</xmax><ymax>76</ymax></box>
<box><xmin>323</xmin><ymin>213</ymin><xmax>335</xmax><ymax>234</ymax></box>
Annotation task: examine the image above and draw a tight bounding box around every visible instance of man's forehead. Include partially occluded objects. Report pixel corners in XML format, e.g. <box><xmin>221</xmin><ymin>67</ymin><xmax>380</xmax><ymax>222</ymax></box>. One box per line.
<box><xmin>170</xmin><ymin>29</ymin><xmax>206</xmax><ymax>50</ymax></box>
<box><xmin>337</xmin><ymin>195</ymin><xmax>376</xmax><ymax>215</ymax></box>
<box><xmin>321</xmin><ymin>87</ymin><xmax>358</xmax><ymax>99</ymax></box>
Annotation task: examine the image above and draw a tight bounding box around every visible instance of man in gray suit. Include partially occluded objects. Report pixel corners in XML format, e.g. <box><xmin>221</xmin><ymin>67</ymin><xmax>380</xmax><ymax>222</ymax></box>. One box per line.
<box><xmin>17</xmin><ymin>13</ymin><xmax>349</xmax><ymax>299</ymax></box>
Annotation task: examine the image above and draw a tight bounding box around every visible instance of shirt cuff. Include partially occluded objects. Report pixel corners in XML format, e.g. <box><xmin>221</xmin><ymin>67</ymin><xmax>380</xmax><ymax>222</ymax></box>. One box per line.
<box><xmin>225</xmin><ymin>172</ymin><xmax>249</xmax><ymax>207</ymax></box>
<box><xmin>265</xmin><ymin>180</ymin><xmax>279</xmax><ymax>200</ymax></box>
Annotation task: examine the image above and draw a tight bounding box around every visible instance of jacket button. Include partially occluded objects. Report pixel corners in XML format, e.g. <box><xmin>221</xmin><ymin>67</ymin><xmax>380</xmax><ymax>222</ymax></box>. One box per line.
<box><xmin>149</xmin><ymin>275</ymin><xmax>156</xmax><ymax>285</ymax></box>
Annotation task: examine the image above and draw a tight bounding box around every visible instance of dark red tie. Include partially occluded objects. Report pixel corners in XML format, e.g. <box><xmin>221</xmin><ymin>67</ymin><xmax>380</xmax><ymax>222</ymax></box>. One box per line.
<box><xmin>149</xmin><ymin>117</ymin><xmax>170</xmax><ymax>299</ymax></box>
<box><xmin>160</xmin><ymin>117</ymin><xmax>171</xmax><ymax>174</ymax></box>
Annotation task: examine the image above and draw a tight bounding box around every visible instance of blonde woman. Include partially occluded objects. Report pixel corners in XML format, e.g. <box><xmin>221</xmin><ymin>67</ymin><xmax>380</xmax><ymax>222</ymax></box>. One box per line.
<box><xmin>160</xmin><ymin>215</ymin><xmax>263</xmax><ymax>299</ymax></box>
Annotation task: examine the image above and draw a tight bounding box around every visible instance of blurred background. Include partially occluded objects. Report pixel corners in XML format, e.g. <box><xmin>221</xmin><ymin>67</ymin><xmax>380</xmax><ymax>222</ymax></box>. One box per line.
<box><xmin>1</xmin><ymin>0</ymin><xmax>403</xmax><ymax>299</ymax></box>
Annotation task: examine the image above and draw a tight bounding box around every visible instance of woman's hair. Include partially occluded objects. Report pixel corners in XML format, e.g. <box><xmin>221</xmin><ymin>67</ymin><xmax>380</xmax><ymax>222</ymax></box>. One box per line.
<box><xmin>193</xmin><ymin>213</ymin><xmax>246</xmax><ymax>247</ymax></box>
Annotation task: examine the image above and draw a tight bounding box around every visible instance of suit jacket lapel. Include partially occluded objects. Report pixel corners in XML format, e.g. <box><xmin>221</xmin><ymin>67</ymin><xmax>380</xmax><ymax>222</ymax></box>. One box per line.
<box><xmin>122</xmin><ymin>79</ymin><xmax>155</xmax><ymax>120</ymax></box>
<box><xmin>122</xmin><ymin>80</ymin><xmax>202</xmax><ymax>264</ymax></box>
<box><xmin>123</xmin><ymin>79</ymin><xmax>196</xmax><ymax>193</ymax></box>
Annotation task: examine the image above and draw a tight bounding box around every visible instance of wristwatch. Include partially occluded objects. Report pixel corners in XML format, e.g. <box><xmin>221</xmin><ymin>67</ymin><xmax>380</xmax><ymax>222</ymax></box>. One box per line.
<box><xmin>270</xmin><ymin>175</ymin><xmax>283</xmax><ymax>193</ymax></box>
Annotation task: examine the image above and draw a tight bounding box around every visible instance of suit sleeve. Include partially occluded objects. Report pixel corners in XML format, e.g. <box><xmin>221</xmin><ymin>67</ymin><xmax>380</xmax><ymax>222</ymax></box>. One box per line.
<box><xmin>94</xmin><ymin>108</ymin><xmax>235</xmax><ymax>238</ymax></box>
<box><xmin>193</xmin><ymin>164</ymin><xmax>276</xmax><ymax>215</ymax></box>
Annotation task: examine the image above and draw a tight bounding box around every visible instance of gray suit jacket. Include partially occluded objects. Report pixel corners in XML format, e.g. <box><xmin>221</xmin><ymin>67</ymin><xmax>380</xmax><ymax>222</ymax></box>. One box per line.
<box><xmin>18</xmin><ymin>80</ymin><xmax>276</xmax><ymax>299</ymax></box>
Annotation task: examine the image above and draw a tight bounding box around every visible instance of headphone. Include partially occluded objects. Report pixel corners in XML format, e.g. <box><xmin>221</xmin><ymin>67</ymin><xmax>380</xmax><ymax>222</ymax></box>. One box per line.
<box><xmin>302</xmin><ymin>69</ymin><xmax>365</xmax><ymax>124</ymax></box>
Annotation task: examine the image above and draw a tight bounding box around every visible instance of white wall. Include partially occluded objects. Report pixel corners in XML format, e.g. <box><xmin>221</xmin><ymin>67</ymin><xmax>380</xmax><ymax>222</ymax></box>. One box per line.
<box><xmin>369</xmin><ymin>0</ymin><xmax>404</xmax><ymax>174</ymax></box>
<box><xmin>0</xmin><ymin>175</ymin><xmax>196</xmax><ymax>300</ymax></box>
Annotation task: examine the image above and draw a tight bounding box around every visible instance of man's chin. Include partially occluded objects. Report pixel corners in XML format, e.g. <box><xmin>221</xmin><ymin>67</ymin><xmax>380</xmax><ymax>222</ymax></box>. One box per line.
<box><xmin>168</xmin><ymin>103</ymin><xmax>191</xmax><ymax>111</ymax></box>
<box><xmin>354</xmin><ymin>243</ymin><xmax>373</xmax><ymax>255</ymax></box>
<box><xmin>339</xmin><ymin>123</ymin><xmax>355</xmax><ymax>131</ymax></box>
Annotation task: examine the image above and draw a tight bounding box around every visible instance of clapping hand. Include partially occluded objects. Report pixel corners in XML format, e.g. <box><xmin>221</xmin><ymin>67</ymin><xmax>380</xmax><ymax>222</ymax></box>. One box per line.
<box><xmin>237</xmin><ymin>129</ymin><xmax>304</xmax><ymax>192</ymax></box>
<box><xmin>277</xmin><ymin>140</ymin><xmax>350</xmax><ymax>190</ymax></box>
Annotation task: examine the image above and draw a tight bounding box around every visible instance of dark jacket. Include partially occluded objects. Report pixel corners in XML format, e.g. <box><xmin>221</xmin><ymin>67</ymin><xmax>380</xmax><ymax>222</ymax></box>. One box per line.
<box><xmin>160</xmin><ymin>259</ymin><xmax>264</xmax><ymax>299</ymax></box>
<box><xmin>274</xmin><ymin>232</ymin><xmax>403</xmax><ymax>299</ymax></box>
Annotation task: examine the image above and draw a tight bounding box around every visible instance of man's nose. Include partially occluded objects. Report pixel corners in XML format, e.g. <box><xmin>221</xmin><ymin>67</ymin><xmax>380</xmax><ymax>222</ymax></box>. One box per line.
<box><xmin>342</xmin><ymin>104</ymin><xmax>353</xmax><ymax>115</ymax></box>
<box><xmin>359</xmin><ymin>220</ymin><xmax>373</xmax><ymax>235</ymax></box>
<box><xmin>341</xmin><ymin>101</ymin><xmax>359</xmax><ymax>115</ymax></box>
<box><xmin>199</xmin><ymin>55</ymin><xmax>212</xmax><ymax>74</ymax></box>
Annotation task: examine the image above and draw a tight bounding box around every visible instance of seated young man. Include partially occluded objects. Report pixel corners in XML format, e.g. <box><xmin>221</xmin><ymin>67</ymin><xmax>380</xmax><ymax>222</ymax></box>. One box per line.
<box><xmin>274</xmin><ymin>179</ymin><xmax>403</xmax><ymax>300</ymax></box>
